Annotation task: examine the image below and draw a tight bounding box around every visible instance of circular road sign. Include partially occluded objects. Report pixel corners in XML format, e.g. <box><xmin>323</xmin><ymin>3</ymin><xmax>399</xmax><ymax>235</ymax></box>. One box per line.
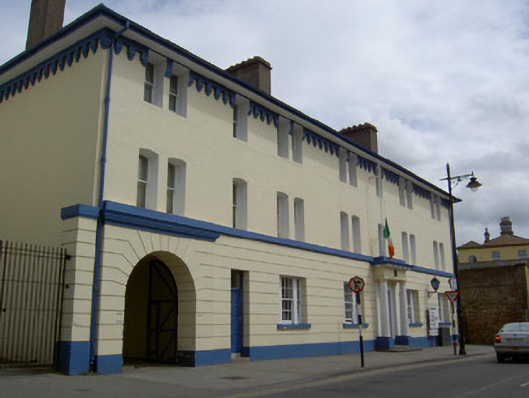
<box><xmin>348</xmin><ymin>276</ymin><xmax>365</xmax><ymax>293</ymax></box>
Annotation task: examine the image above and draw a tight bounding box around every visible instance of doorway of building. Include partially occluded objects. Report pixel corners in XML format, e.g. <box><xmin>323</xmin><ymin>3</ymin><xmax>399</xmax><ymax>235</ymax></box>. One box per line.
<box><xmin>231</xmin><ymin>270</ymin><xmax>244</xmax><ymax>355</ymax></box>
<box><xmin>123</xmin><ymin>258</ymin><xmax>179</xmax><ymax>363</ymax></box>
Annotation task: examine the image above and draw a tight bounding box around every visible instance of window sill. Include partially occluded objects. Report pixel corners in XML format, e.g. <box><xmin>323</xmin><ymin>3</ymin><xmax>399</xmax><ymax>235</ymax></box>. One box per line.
<box><xmin>277</xmin><ymin>323</ymin><xmax>311</xmax><ymax>330</ymax></box>
<box><xmin>343</xmin><ymin>323</ymin><xmax>369</xmax><ymax>329</ymax></box>
<box><xmin>409</xmin><ymin>322</ymin><xmax>423</xmax><ymax>327</ymax></box>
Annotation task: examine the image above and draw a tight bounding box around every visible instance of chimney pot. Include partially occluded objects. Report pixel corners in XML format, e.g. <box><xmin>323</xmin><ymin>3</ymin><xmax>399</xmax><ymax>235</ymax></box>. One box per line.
<box><xmin>226</xmin><ymin>56</ymin><xmax>272</xmax><ymax>94</ymax></box>
<box><xmin>339</xmin><ymin>123</ymin><xmax>378</xmax><ymax>153</ymax></box>
<box><xmin>26</xmin><ymin>0</ymin><xmax>66</xmax><ymax>49</ymax></box>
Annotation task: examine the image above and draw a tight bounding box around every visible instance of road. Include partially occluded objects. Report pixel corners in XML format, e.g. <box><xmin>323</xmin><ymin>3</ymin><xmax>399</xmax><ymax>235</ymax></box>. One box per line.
<box><xmin>229</xmin><ymin>356</ymin><xmax>529</xmax><ymax>398</ymax></box>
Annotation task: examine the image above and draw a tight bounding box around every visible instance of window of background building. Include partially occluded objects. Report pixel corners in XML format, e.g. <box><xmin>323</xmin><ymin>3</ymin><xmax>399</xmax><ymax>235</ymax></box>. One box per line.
<box><xmin>294</xmin><ymin>198</ymin><xmax>305</xmax><ymax>241</ymax></box>
<box><xmin>340</xmin><ymin>212</ymin><xmax>350</xmax><ymax>251</ymax></box>
<box><xmin>433</xmin><ymin>241</ymin><xmax>440</xmax><ymax>270</ymax></box>
<box><xmin>280</xmin><ymin>276</ymin><xmax>305</xmax><ymax>325</ymax></box>
<box><xmin>233</xmin><ymin>179</ymin><xmax>247</xmax><ymax>230</ymax></box>
<box><xmin>378</xmin><ymin>223</ymin><xmax>386</xmax><ymax>256</ymax></box>
<box><xmin>438</xmin><ymin>293</ymin><xmax>450</xmax><ymax>323</ymax></box>
<box><xmin>439</xmin><ymin>243</ymin><xmax>445</xmax><ymax>270</ymax></box>
<box><xmin>277</xmin><ymin>192</ymin><xmax>289</xmax><ymax>238</ymax></box>
<box><xmin>410</xmin><ymin>234</ymin><xmax>417</xmax><ymax>265</ymax></box>
<box><xmin>492</xmin><ymin>251</ymin><xmax>501</xmax><ymax>261</ymax></box>
<box><xmin>518</xmin><ymin>249</ymin><xmax>527</xmax><ymax>259</ymax></box>
<box><xmin>166</xmin><ymin>159</ymin><xmax>186</xmax><ymax>215</ymax></box>
<box><xmin>407</xmin><ymin>289</ymin><xmax>420</xmax><ymax>324</ymax></box>
<box><xmin>292</xmin><ymin>125</ymin><xmax>303</xmax><ymax>164</ymax></box>
<box><xmin>137</xmin><ymin>149</ymin><xmax>158</xmax><ymax>209</ymax></box>
<box><xmin>344</xmin><ymin>283</ymin><xmax>363</xmax><ymax>324</ymax></box>
<box><xmin>233</xmin><ymin>97</ymin><xmax>248</xmax><ymax>141</ymax></box>
<box><xmin>402</xmin><ymin>232</ymin><xmax>409</xmax><ymax>263</ymax></box>
<box><xmin>348</xmin><ymin>153</ymin><xmax>358</xmax><ymax>187</ymax></box>
<box><xmin>277</xmin><ymin>118</ymin><xmax>290</xmax><ymax>158</ymax></box>
<box><xmin>339</xmin><ymin>151</ymin><xmax>347</xmax><ymax>183</ymax></box>
<box><xmin>351</xmin><ymin>216</ymin><xmax>361</xmax><ymax>253</ymax></box>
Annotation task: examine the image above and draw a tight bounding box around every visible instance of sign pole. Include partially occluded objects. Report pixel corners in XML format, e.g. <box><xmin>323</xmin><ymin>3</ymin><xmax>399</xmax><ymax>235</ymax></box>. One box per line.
<box><xmin>348</xmin><ymin>276</ymin><xmax>366</xmax><ymax>368</ymax></box>
<box><xmin>445</xmin><ymin>290</ymin><xmax>460</xmax><ymax>356</ymax></box>
<box><xmin>451</xmin><ymin>302</ymin><xmax>457</xmax><ymax>356</ymax></box>
<box><xmin>359</xmin><ymin>308</ymin><xmax>364</xmax><ymax>368</ymax></box>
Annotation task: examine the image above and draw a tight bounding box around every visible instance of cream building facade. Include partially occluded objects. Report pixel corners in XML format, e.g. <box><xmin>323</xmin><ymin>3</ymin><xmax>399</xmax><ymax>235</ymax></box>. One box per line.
<box><xmin>0</xmin><ymin>5</ymin><xmax>454</xmax><ymax>375</ymax></box>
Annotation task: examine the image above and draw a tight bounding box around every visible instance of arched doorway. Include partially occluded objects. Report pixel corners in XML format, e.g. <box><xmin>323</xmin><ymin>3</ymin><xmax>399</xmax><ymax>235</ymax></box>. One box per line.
<box><xmin>123</xmin><ymin>256</ymin><xmax>179</xmax><ymax>363</ymax></box>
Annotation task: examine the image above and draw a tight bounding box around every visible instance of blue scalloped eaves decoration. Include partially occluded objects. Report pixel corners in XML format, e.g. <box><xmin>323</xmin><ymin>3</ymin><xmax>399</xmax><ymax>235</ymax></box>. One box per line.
<box><xmin>357</xmin><ymin>156</ymin><xmax>377</xmax><ymax>174</ymax></box>
<box><xmin>382</xmin><ymin>168</ymin><xmax>399</xmax><ymax>185</ymax></box>
<box><xmin>248</xmin><ymin>101</ymin><xmax>279</xmax><ymax>127</ymax></box>
<box><xmin>412</xmin><ymin>183</ymin><xmax>431</xmax><ymax>200</ymax></box>
<box><xmin>441</xmin><ymin>198</ymin><xmax>451</xmax><ymax>209</ymax></box>
<box><xmin>303</xmin><ymin>129</ymin><xmax>340</xmax><ymax>157</ymax></box>
<box><xmin>188</xmin><ymin>71</ymin><xmax>235</xmax><ymax>107</ymax></box>
<box><xmin>0</xmin><ymin>28</ymin><xmax>149</xmax><ymax>104</ymax></box>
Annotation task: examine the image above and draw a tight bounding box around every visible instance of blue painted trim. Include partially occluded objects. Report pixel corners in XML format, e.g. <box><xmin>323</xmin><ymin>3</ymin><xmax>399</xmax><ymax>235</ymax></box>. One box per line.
<box><xmin>382</xmin><ymin>168</ymin><xmax>400</xmax><ymax>185</ymax></box>
<box><xmin>395</xmin><ymin>335</ymin><xmax>409</xmax><ymax>345</ymax></box>
<box><xmin>371</xmin><ymin>256</ymin><xmax>455</xmax><ymax>278</ymax></box>
<box><xmin>179</xmin><ymin>349</ymin><xmax>231</xmax><ymax>366</ymax></box>
<box><xmin>103</xmin><ymin>201</ymin><xmax>221</xmax><ymax>242</ymax></box>
<box><xmin>57</xmin><ymin>341</ymin><xmax>90</xmax><ymax>375</ymax></box>
<box><xmin>413</xmin><ymin>183</ymin><xmax>431</xmax><ymax>200</ymax></box>
<box><xmin>408</xmin><ymin>336</ymin><xmax>439</xmax><ymax>348</ymax></box>
<box><xmin>439</xmin><ymin>322</ymin><xmax>451</xmax><ymax>326</ymax></box>
<box><xmin>0</xmin><ymin>3</ymin><xmax>453</xmax><ymax>203</ymax></box>
<box><xmin>188</xmin><ymin>71</ymin><xmax>235</xmax><ymax>107</ymax></box>
<box><xmin>303</xmin><ymin>129</ymin><xmax>340</xmax><ymax>156</ymax></box>
<box><xmin>375</xmin><ymin>336</ymin><xmax>395</xmax><ymax>350</ymax></box>
<box><xmin>277</xmin><ymin>323</ymin><xmax>311</xmax><ymax>330</ymax></box>
<box><xmin>61</xmin><ymin>204</ymin><xmax>100</xmax><ymax>220</ymax></box>
<box><xmin>245</xmin><ymin>340</ymin><xmax>377</xmax><ymax>361</ymax></box>
<box><xmin>249</xmin><ymin>101</ymin><xmax>279</xmax><ymax>127</ymax></box>
<box><xmin>94</xmin><ymin>354</ymin><xmax>122</xmax><ymax>374</ymax></box>
<box><xmin>343</xmin><ymin>323</ymin><xmax>369</xmax><ymax>329</ymax></box>
<box><xmin>61</xmin><ymin>202</ymin><xmax>456</xmax><ymax>280</ymax></box>
<box><xmin>409</xmin><ymin>322</ymin><xmax>424</xmax><ymax>327</ymax></box>
<box><xmin>0</xmin><ymin>28</ymin><xmax>146</xmax><ymax>104</ymax></box>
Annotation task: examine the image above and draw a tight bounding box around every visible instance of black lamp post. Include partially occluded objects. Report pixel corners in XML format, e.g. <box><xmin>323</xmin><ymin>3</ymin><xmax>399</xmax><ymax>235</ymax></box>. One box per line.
<box><xmin>441</xmin><ymin>163</ymin><xmax>481</xmax><ymax>355</ymax></box>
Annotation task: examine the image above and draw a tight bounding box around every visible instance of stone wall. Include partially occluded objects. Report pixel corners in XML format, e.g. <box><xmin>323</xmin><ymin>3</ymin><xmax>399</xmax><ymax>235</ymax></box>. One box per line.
<box><xmin>459</xmin><ymin>264</ymin><xmax>529</xmax><ymax>345</ymax></box>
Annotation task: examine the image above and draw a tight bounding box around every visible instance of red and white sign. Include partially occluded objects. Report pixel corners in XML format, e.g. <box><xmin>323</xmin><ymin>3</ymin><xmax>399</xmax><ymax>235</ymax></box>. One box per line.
<box><xmin>348</xmin><ymin>276</ymin><xmax>365</xmax><ymax>293</ymax></box>
<box><xmin>445</xmin><ymin>290</ymin><xmax>459</xmax><ymax>304</ymax></box>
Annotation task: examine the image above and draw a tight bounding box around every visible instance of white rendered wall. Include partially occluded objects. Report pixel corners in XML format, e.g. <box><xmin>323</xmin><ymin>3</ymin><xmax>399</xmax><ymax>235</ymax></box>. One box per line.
<box><xmin>0</xmin><ymin>49</ymin><xmax>107</xmax><ymax>245</ymax></box>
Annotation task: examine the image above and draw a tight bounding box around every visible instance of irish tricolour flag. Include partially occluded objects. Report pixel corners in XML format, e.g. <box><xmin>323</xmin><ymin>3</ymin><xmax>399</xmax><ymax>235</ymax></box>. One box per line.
<box><xmin>383</xmin><ymin>218</ymin><xmax>395</xmax><ymax>259</ymax></box>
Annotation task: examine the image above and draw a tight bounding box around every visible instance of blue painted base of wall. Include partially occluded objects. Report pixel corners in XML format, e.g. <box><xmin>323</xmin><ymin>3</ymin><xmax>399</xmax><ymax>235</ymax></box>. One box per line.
<box><xmin>244</xmin><ymin>340</ymin><xmax>376</xmax><ymax>361</ymax></box>
<box><xmin>408</xmin><ymin>336</ymin><xmax>440</xmax><ymax>348</ymax></box>
<box><xmin>179</xmin><ymin>349</ymin><xmax>231</xmax><ymax>366</ymax></box>
<box><xmin>395</xmin><ymin>335</ymin><xmax>409</xmax><ymax>345</ymax></box>
<box><xmin>95</xmin><ymin>354</ymin><xmax>123</xmax><ymax>374</ymax></box>
<box><xmin>375</xmin><ymin>337</ymin><xmax>395</xmax><ymax>350</ymax></box>
<box><xmin>57</xmin><ymin>341</ymin><xmax>90</xmax><ymax>375</ymax></box>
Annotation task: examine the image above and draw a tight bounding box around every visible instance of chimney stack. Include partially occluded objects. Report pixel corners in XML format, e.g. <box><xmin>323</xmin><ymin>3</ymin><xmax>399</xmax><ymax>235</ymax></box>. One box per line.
<box><xmin>226</xmin><ymin>56</ymin><xmax>272</xmax><ymax>94</ymax></box>
<box><xmin>339</xmin><ymin>123</ymin><xmax>378</xmax><ymax>153</ymax></box>
<box><xmin>26</xmin><ymin>0</ymin><xmax>66</xmax><ymax>49</ymax></box>
<box><xmin>484</xmin><ymin>228</ymin><xmax>490</xmax><ymax>243</ymax></box>
<box><xmin>500</xmin><ymin>217</ymin><xmax>513</xmax><ymax>236</ymax></box>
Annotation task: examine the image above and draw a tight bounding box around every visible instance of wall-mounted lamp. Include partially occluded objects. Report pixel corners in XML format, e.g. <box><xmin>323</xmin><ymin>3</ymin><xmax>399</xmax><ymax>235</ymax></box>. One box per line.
<box><xmin>428</xmin><ymin>277</ymin><xmax>441</xmax><ymax>296</ymax></box>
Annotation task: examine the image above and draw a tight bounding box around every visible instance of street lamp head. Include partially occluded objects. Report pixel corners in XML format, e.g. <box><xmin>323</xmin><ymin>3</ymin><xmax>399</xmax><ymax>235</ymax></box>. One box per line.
<box><xmin>466</xmin><ymin>175</ymin><xmax>482</xmax><ymax>192</ymax></box>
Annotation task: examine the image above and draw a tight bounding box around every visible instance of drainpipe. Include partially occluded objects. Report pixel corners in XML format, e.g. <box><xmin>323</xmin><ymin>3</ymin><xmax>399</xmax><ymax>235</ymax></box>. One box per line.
<box><xmin>89</xmin><ymin>21</ymin><xmax>130</xmax><ymax>371</ymax></box>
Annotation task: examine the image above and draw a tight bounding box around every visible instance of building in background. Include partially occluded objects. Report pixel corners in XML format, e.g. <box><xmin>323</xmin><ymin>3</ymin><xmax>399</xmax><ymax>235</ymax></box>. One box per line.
<box><xmin>458</xmin><ymin>217</ymin><xmax>529</xmax><ymax>344</ymax></box>
<box><xmin>0</xmin><ymin>3</ymin><xmax>454</xmax><ymax>375</ymax></box>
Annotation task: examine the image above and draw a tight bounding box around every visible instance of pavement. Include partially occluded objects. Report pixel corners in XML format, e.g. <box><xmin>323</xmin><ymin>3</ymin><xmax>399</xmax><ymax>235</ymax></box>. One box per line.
<box><xmin>0</xmin><ymin>345</ymin><xmax>495</xmax><ymax>398</ymax></box>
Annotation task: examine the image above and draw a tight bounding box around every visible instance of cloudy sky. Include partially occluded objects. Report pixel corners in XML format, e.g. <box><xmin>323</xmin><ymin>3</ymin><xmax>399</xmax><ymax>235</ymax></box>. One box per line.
<box><xmin>1</xmin><ymin>0</ymin><xmax>528</xmax><ymax>245</ymax></box>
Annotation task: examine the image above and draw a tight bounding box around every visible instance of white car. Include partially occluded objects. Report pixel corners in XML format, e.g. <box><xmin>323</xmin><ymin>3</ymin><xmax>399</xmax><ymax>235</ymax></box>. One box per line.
<box><xmin>494</xmin><ymin>322</ymin><xmax>529</xmax><ymax>363</ymax></box>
